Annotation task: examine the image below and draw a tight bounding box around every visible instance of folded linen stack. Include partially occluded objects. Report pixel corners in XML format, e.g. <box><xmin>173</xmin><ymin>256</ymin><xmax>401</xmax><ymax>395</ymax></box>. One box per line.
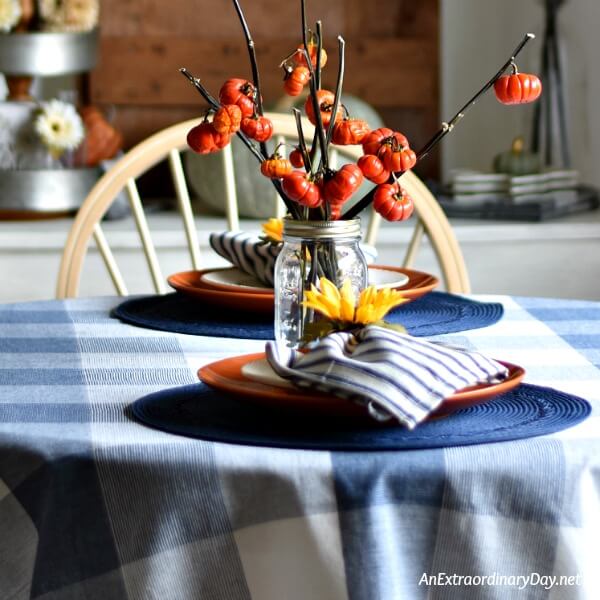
<box><xmin>267</xmin><ymin>326</ymin><xmax>509</xmax><ymax>429</ymax></box>
<box><xmin>448</xmin><ymin>169</ymin><xmax>581</xmax><ymax>206</ymax></box>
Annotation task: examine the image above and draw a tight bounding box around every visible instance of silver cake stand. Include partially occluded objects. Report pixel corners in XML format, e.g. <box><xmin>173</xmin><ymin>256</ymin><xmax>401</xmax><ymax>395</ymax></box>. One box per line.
<box><xmin>0</xmin><ymin>30</ymin><xmax>99</xmax><ymax>77</ymax></box>
<box><xmin>0</xmin><ymin>30</ymin><xmax>100</xmax><ymax>217</ymax></box>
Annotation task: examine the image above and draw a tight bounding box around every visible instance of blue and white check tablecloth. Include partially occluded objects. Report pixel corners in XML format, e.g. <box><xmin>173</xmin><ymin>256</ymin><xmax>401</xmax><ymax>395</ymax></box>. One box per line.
<box><xmin>1</xmin><ymin>294</ymin><xmax>600</xmax><ymax>599</ymax></box>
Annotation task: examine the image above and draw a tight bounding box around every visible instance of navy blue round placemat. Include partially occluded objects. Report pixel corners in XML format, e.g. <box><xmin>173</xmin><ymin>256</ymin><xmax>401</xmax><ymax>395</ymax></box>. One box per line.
<box><xmin>130</xmin><ymin>383</ymin><xmax>591</xmax><ymax>450</ymax></box>
<box><xmin>113</xmin><ymin>292</ymin><xmax>503</xmax><ymax>339</ymax></box>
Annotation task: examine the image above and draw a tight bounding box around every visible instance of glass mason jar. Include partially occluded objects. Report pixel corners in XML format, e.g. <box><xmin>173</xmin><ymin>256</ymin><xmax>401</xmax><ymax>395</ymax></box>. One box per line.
<box><xmin>274</xmin><ymin>218</ymin><xmax>368</xmax><ymax>348</ymax></box>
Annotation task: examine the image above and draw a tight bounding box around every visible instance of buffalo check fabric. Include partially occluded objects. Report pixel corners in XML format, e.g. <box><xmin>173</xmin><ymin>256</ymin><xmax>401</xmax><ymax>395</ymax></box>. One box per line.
<box><xmin>266</xmin><ymin>326</ymin><xmax>509</xmax><ymax>427</ymax></box>
<box><xmin>1</xmin><ymin>294</ymin><xmax>600</xmax><ymax>599</ymax></box>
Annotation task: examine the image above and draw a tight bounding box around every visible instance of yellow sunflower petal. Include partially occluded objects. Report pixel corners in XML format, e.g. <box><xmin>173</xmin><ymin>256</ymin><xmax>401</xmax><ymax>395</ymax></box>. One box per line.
<box><xmin>261</xmin><ymin>218</ymin><xmax>283</xmax><ymax>242</ymax></box>
<box><xmin>355</xmin><ymin>303</ymin><xmax>376</xmax><ymax>325</ymax></box>
<box><xmin>303</xmin><ymin>300</ymin><xmax>334</xmax><ymax>319</ymax></box>
<box><xmin>319</xmin><ymin>277</ymin><xmax>341</xmax><ymax>304</ymax></box>
<box><xmin>359</xmin><ymin>285</ymin><xmax>376</xmax><ymax>307</ymax></box>
<box><xmin>302</xmin><ymin>281</ymin><xmax>341</xmax><ymax>320</ymax></box>
<box><xmin>353</xmin><ymin>286</ymin><xmax>407</xmax><ymax>324</ymax></box>
<box><xmin>303</xmin><ymin>287</ymin><xmax>334</xmax><ymax>318</ymax></box>
<box><xmin>339</xmin><ymin>279</ymin><xmax>356</xmax><ymax>322</ymax></box>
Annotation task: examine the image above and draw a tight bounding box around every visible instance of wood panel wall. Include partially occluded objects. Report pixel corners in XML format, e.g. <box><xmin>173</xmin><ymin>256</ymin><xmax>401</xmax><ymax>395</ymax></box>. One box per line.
<box><xmin>90</xmin><ymin>0</ymin><xmax>439</xmax><ymax>177</ymax></box>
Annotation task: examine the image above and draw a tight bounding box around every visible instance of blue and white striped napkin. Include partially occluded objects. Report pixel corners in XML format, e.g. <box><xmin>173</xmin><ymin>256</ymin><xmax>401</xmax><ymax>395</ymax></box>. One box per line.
<box><xmin>210</xmin><ymin>232</ymin><xmax>280</xmax><ymax>286</ymax></box>
<box><xmin>209</xmin><ymin>231</ymin><xmax>378</xmax><ymax>288</ymax></box>
<box><xmin>266</xmin><ymin>326</ymin><xmax>509</xmax><ymax>429</ymax></box>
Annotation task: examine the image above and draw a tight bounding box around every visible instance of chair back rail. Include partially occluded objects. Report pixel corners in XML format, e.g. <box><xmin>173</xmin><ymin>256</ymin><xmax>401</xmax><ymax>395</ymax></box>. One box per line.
<box><xmin>56</xmin><ymin>112</ymin><xmax>470</xmax><ymax>299</ymax></box>
<box><xmin>168</xmin><ymin>148</ymin><xmax>202</xmax><ymax>270</ymax></box>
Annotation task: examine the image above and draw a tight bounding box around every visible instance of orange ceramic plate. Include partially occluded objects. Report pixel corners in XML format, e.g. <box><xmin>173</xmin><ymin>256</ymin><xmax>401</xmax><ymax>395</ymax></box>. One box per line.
<box><xmin>198</xmin><ymin>352</ymin><xmax>525</xmax><ymax>421</ymax></box>
<box><xmin>167</xmin><ymin>270</ymin><xmax>274</xmax><ymax>314</ymax></box>
<box><xmin>168</xmin><ymin>265</ymin><xmax>439</xmax><ymax>314</ymax></box>
<box><xmin>368</xmin><ymin>265</ymin><xmax>439</xmax><ymax>302</ymax></box>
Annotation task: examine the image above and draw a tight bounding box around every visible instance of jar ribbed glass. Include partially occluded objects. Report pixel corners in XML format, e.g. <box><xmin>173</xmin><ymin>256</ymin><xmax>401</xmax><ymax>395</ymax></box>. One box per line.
<box><xmin>274</xmin><ymin>218</ymin><xmax>368</xmax><ymax>348</ymax></box>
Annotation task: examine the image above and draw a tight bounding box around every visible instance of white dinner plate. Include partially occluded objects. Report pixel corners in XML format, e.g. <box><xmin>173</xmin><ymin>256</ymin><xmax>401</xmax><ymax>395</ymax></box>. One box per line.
<box><xmin>367</xmin><ymin>268</ymin><xmax>409</xmax><ymax>289</ymax></box>
<box><xmin>200</xmin><ymin>266</ymin><xmax>409</xmax><ymax>294</ymax></box>
<box><xmin>241</xmin><ymin>357</ymin><xmax>295</xmax><ymax>390</ymax></box>
<box><xmin>200</xmin><ymin>268</ymin><xmax>272</xmax><ymax>293</ymax></box>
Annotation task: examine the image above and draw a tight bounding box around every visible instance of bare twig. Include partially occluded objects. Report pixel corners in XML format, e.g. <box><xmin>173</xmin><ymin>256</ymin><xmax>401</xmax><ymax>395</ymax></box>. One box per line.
<box><xmin>301</xmin><ymin>0</ymin><xmax>309</xmax><ymax>50</ymax></box>
<box><xmin>315</xmin><ymin>21</ymin><xmax>323</xmax><ymax>90</ymax></box>
<box><xmin>179</xmin><ymin>68</ymin><xmax>219</xmax><ymax>108</ymax></box>
<box><xmin>325</xmin><ymin>36</ymin><xmax>345</xmax><ymax>150</ymax></box>
<box><xmin>231</xmin><ymin>0</ymin><xmax>268</xmax><ymax>157</ymax></box>
<box><xmin>342</xmin><ymin>33</ymin><xmax>537</xmax><ymax>220</ymax></box>
<box><xmin>300</xmin><ymin>0</ymin><xmax>328</xmax><ymax>171</ymax></box>
<box><xmin>293</xmin><ymin>108</ymin><xmax>312</xmax><ymax>172</ymax></box>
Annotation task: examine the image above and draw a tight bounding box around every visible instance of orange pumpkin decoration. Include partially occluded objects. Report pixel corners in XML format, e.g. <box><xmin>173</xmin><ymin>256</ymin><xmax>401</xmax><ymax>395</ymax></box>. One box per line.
<box><xmin>378</xmin><ymin>144</ymin><xmax>417</xmax><ymax>173</ymax></box>
<box><xmin>362</xmin><ymin>128</ymin><xmax>408</xmax><ymax>157</ymax></box>
<box><xmin>494</xmin><ymin>71</ymin><xmax>542</xmax><ymax>105</ymax></box>
<box><xmin>293</xmin><ymin>43</ymin><xmax>328</xmax><ymax>69</ymax></box>
<box><xmin>304</xmin><ymin>90</ymin><xmax>343</xmax><ymax>128</ymax></box>
<box><xmin>213</xmin><ymin>104</ymin><xmax>242</xmax><ymax>135</ymax></box>
<box><xmin>219</xmin><ymin>78</ymin><xmax>256</xmax><ymax>117</ymax></box>
<box><xmin>80</xmin><ymin>106</ymin><xmax>124</xmax><ymax>167</ymax></box>
<box><xmin>289</xmin><ymin>148</ymin><xmax>305</xmax><ymax>168</ymax></box>
<box><xmin>373</xmin><ymin>183</ymin><xmax>414</xmax><ymax>222</ymax></box>
<box><xmin>284</xmin><ymin>66</ymin><xmax>311</xmax><ymax>97</ymax></box>
<box><xmin>260</xmin><ymin>154</ymin><xmax>293</xmax><ymax>179</ymax></box>
<box><xmin>240</xmin><ymin>116</ymin><xmax>273</xmax><ymax>142</ymax></box>
<box><xmin>357</xmin><ymin>155</ymin><xmax>390</xmax><ymax>184</ymax></box>
<box><xmin>332</xmin><ymin>118</ymin><xmax>370</xmax><ymax>145</ymax></box>
<box><xmin>187</xmin><ymin>122</ymin><xmax>230</xmax><ymax>154</ymax></box>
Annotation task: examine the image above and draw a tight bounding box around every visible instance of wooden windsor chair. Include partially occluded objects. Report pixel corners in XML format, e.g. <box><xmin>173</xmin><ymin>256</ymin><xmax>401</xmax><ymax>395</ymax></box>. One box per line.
<box><xmin>56</xmin><ymin>112</ymin><xmax>470</xmax><ymax>299</ymax></box>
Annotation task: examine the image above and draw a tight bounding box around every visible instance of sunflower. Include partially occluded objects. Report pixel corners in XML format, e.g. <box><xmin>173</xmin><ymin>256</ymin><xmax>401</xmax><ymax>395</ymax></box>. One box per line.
<box><xmin>261</xmin><ymin>218</ymin><xmax>284</xmax><ymax>244</ymax></box>
<box><xmin>303</xmin><ymin>277</ymin><xmax>407</xmax><ymax>326</ymax></box>
<box><xmin>34</xmin><ymin>100</ymin><xmax>85</xmax><ymax>159</ymax></box>
<box><xmin>0</xmin><ymin>0</ymin><xmax>21</xmax><ymax>32</ymax></box>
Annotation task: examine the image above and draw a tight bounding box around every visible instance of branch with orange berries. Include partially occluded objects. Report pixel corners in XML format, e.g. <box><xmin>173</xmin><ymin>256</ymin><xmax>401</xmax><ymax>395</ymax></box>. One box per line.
<box><xmin>180</xmin><ymin>2</ymin><xmax>541</xmax><ymax>226</ymax></box>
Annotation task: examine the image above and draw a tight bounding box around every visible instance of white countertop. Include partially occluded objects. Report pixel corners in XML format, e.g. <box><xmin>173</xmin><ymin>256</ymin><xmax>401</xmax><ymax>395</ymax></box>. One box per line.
<box><xmin>1</xmin><ymin>208</ymin><xmax>599</xmax><ymax>302</ymax></box>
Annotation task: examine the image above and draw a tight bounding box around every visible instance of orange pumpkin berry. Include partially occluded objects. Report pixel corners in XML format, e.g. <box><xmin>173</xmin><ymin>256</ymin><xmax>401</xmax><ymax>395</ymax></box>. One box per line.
<box><xmin>240</xmin><ymin>116</ymin><xmax>274</xmax><ymax>142</ymax></box>
<box><xmin>284</xmin><ymin>66</ymin><xmax>311</xmax><ymax>97</ymax></box>
<box><xmin>218</xmin><ymin>78</ymin><xmax>256</xmax><ymax>117</ymax></box>
<box><xmin>304</xmin><ymin>89</ymin><xmax>343</xmax><ymax>128</ymax></box>
<box><xmin>293</xmin><ymin>43</ymin><xmax>328</xmax><ymax>69</ymax></box>
<box><xmin>323</xmin><ymin>164</ymin><xmax>364</xmax><ymax>205</ymax></box>
<box><xmin>289</xmin><ymin>148</ymin><xmax>305</xmax><ymax>168</ymax></box>
<box><xmin>212</xmin><ymin>104</ymin><xmax>242</xmax><ymax>135</ymax></box>
<box><xmin>494</xmin><ymin>72</ymin><xmax>542</xmax><ymax>105</ymax></box>
<box><xmin>332</xmin><ymin>118</ymin><xmax>370</xmax><ymax>145</ymax></box>
<box><xmin>282</xmin><ymin>171</ymin><xmax>322</xmax><ymax>208</ymax></box>
<box><xmin>362</xmin><ymin>128</ymin><xmax>408</xmax><ymax>157</ymax></box>
<box><xmin>260</xmin><ymin>155</ymin><xmax>293</xmax><ymax>179</ymax></box>
<box><xmin>187</xmin><ymin>122</ymin><xmax>222</xmax><ymax>154</ymax></box>
<box><xmin>379</xmin><ymin>145</ymin><xmax>417</xmax><ymax>173</ymax></box>
<box><xmin>373</xmin><ymin>183</ymin><xmax>414</xmax><ymax>222</ymax></box>
<box><xmin>357</xmin><ymin>155</ymin><xmax>390</xmax><ymax>184</ymax></box>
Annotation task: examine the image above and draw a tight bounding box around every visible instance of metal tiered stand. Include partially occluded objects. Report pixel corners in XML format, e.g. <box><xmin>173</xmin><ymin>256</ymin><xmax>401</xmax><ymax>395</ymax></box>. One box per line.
<box><xmin>0</xmin><ymin>30</ymin><xmax>99</xmax><ymax>217</ymax></box>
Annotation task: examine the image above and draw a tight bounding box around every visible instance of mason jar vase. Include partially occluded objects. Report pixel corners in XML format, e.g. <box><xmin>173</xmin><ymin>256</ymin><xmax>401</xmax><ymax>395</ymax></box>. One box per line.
<box><xmin>274</xmin><ymin>218</ymin><xmax>368</xmax><ymax>348</ymax></box>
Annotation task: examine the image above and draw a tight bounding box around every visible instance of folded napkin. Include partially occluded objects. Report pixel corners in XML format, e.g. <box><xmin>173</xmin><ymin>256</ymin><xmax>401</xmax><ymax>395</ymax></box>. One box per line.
<box><xmin>266</xmin><ymin>326</ymin><xmax>509</xmax><ymax>429</ymax></box>
<box><xmin>210</xmin><ymin>231</ymin><xmax>378</xmax><ymax>288</ymax></box>
<box><xmin>210</xmin><ymin>231</ymin><xmax>280</xmax><ymax>286</ymax></box>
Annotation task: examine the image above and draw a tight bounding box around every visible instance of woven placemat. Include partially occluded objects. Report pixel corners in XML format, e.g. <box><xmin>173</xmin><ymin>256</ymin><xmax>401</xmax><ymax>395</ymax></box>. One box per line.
<box><xmin>131</xmin><ymin>383</ymin><xmax>590</xmax><ymax>451</ymax></box>
<box><xmin>113</xmin><ymin>292</ymin><xmax>504</xmax><ymax>339</ymax></box>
